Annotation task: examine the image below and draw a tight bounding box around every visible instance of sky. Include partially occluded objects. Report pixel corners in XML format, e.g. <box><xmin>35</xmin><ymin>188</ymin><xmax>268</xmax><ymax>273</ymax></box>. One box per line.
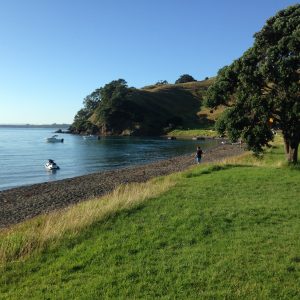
<box><xmin>0</xmin><ymin>0</ymin><xmax>297</xmax><ymax>124</ymax></box>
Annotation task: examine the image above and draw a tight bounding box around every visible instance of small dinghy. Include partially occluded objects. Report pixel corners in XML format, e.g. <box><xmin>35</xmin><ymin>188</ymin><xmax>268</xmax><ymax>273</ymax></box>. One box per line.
<box><xmin>45</xmin><ymin>159</ymin><xmax>60</xmax><ymax>170</ymax></box>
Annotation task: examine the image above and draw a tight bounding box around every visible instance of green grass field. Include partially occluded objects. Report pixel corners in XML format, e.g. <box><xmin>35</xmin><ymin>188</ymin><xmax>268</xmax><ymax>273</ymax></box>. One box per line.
<box><xmin>0</xmin><ymin>144</ymin><xmax>299</xmax><ymax>299</ymax></box>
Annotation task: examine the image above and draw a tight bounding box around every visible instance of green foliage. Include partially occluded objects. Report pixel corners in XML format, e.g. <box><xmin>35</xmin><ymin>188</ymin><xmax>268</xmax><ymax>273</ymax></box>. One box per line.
<box><xmin>214</xmin><ymin>109</ymin><xmax>229</xmax><ymax>136</ymax></box>
<box><xmin>70</xmin><ymin>87</ymin><xmax>102</xmax><ymax>133</ymax></box>
<box><xmin>1</xmin><ymin>148</ymin><xmax>300</xmax><ymax>299</ymax></box>
<box><xmin>94</xmin><ymin>79</ymin><xmax>135</xmax><ymax>133</ymax></box>
<box><xmin>83</xmin><ymin>88</ymin><xmax>102</xmax><ymax>113</ymax></box>
<box><xmin>175</xmin><ymin>74</ymin><xmax>196</xmax><ymax>84</ymax></box>
<box><xmin>205</xmin><ymin>4</ymin><xmax>300</xmax><ymax>162</ymax></box>
<box><xmin>71</xmin><ymin>80</ymin><xmax>211</xmax><ymax>136</ymax></box>
<box><xmin>205</xmin><ymin>65</ymin><xmax>238</xmax><ymax>109</ymax></box>
<box><xmin>69</xmin><ymin>109</ymin><xmax>98</xmax><ymax>134</ymax></box>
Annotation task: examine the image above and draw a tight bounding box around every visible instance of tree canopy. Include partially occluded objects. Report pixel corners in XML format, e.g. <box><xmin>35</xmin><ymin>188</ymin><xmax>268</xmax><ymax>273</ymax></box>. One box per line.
<box><xmin>175</xmin><ymin>74</ymin><xmax>196</xmax><ymax>84</ymax></box>
<box><xmin>83</xmin><ymin>88</ymin><xmax>102</xmax><ymax>114</ymax></box>
<box><xmin>70</xmin><ymin>87</ymin><xmax>102</xmax><ymax>133</ymax></box>
<box><xmin>70</xmin><ymin>79</ymin><xmax>134</xmax><ymax>134</ymax></box>
<box><xmin>205</xmin><ymin>4</ymin><xmax>300</xmax><ymax>163</ymax></box>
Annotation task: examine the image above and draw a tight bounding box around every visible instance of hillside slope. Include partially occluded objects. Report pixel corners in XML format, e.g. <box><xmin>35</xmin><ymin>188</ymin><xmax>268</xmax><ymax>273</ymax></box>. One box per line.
<box><xmin>71</xmin><ymin>79</ymin><xmax>222</xmax><ymax>136</ymax></box>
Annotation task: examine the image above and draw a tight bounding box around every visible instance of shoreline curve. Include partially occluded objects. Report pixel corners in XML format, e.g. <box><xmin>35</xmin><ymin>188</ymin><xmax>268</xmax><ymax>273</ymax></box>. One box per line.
<box><xmin>0</xmin><ymin>144</ymin><xmax>244</xmax><ymax>228</ymax></box>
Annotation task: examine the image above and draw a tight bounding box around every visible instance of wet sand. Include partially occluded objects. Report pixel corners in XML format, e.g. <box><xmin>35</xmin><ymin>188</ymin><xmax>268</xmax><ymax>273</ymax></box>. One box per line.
<box><xmin>0</xmin><ymin>144</ymin><xmax>244</xmax><ymax>228</ymax></box>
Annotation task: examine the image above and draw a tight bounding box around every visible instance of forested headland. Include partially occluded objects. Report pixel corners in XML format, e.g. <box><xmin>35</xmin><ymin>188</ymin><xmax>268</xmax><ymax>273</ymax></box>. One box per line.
<box><xmin>70</xmin><ymin>77</ymin><xmax>218</xmax><ymax>136</ymax></box>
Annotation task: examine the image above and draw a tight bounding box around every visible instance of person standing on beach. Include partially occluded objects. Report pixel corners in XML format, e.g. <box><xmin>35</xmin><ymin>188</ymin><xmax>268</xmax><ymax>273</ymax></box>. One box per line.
<box><xmin>195</xmin><ymin>146</ymin><xmax>203</xmax><ymax>164</ymax></box>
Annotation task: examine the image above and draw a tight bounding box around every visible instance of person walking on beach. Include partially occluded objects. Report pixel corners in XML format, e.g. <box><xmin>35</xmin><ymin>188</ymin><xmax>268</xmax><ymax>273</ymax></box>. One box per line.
<box><xmin>195</xmin><ymin>146</ymin><xmax>203</xmax><ymax>164</ymax></box>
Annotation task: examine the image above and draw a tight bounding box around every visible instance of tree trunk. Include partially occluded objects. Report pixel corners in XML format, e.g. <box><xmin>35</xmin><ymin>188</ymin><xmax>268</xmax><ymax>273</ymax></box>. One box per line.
<box><xmin>284</xmin><ymin>138</ymin><xmax>289</xmax><ymax>156</ymax></box>
<box><xmin>284</xmin><ymin>138</ymin><xmax>299</xmax><ymax>163</ymax></box>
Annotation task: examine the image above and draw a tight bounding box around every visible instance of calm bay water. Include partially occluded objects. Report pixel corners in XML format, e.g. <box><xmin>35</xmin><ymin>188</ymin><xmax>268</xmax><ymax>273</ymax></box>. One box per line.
<box><xmin>0</xmin><ymin>127</ymin><xmax>218</xmax><ymax>191</ymax></box>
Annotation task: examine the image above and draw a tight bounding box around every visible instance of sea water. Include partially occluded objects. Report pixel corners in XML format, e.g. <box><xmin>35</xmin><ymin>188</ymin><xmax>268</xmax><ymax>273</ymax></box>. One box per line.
<box><xmin>0</xmin><ymin>127</ymin><xmax>218</xmax><ymax>191</ymax></box>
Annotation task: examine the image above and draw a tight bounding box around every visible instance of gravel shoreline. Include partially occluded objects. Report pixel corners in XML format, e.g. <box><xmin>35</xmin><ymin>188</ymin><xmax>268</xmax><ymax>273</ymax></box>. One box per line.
<box><xmin>0</xmin><ymin>144</ymin><xmax>244</xmax><ymax>228</ymax></box>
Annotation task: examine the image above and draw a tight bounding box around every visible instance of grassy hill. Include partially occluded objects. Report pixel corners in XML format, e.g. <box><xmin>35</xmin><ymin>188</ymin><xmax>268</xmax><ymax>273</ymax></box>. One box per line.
<box><xmin>137</xmin><ymin>79</ymin><xmax>224</xmax><ymax>136</ymax></box>
<box><xmin>1</xmin><ymin>138</ymin><xmax>299</xmax><ymax>299</ymax></box>
<box><xmin>72</xmin><ymin>79</ymin><xmax>224</xmax><ymax>136</ymax></box>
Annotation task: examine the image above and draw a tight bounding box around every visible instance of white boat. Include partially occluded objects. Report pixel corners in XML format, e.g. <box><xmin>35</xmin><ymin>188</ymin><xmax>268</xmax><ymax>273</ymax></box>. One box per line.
<box><xmin>46</xmin><ymin>135</ymin><xmax>64</xmax><ymax>143</ymax></box>
<box><xmin>45</xmin><ymin>159</ymin><xmax>60</xmax><ymax>170</ymax></box>
<box><xmin>82</xmin><ymin>135</ymin><xmax>99</xmax><ymax>140</ymax></box>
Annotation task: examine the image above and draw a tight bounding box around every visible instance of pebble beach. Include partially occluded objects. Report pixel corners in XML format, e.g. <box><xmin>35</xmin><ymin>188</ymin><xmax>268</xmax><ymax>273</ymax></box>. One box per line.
<box><xmin>0</xmin><ymin>144</ymin><xmax>244</xmax><ymax>228</ymax></box>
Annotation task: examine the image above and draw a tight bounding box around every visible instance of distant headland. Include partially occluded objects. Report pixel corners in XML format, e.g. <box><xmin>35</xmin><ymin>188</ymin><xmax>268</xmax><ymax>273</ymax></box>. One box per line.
<box><xmin>0</xmin><ymin>124</ymin><xmax>70</xmax><ymax>128</ymax></box>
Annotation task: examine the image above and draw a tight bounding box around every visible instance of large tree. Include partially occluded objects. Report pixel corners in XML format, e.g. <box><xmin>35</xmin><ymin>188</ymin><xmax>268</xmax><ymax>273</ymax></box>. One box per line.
<box><xmin>95</xmin><ymin>79</ymin><xmax>136</xmax><ymax>133</ymax></box>
<box><xmin>206</xmin><ymin>4</ymin><xmax>300</xmax><ymax>163</ymax></box>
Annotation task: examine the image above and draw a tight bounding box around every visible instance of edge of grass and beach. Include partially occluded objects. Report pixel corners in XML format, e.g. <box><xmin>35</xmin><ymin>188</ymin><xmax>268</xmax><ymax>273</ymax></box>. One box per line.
<box><xmin>0</xmin><ymin>136</ymin><xmax>299</xmax><ymax>299</ymax></box>
<box><xmin>167</xmin><ymin>128</ymin><xmax>218</xmax><ymax>138</ymax></box>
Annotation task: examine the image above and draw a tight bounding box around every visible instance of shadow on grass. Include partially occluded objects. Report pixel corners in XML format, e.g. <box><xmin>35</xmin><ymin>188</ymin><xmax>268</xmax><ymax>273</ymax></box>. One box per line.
<box><xmin>184</xmin><ymin>164</ymin><xmax>253</xmax><ymax>178</ymax></box>
<box><xmin>287</xmin><ymin>162</ymin><xmax>300</xmax><ymax>171</ymax></box>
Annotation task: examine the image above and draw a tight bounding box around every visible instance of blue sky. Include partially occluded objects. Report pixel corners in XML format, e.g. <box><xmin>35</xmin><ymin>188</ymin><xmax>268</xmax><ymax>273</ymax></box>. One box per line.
<box><xmin>0</xmin><ymin>0</ymin><xmax>297</xmax><ymax>124</ymax></box>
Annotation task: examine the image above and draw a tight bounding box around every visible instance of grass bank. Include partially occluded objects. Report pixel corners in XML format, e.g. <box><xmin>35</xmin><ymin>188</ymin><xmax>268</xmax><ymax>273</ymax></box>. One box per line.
<box><xmin>0</xmin><ymin>176</ymin><xmax>177</xmax><ymax>265</ymax></box>
<box><xmin>0</xmin><ymin>142</ymin><xmax>299</xmax><ymax>299</ymax></box>
<box><xmin>168</xmin><ymin>128</ymin><xmax>218</xmax><ymax>138</ymax></box>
